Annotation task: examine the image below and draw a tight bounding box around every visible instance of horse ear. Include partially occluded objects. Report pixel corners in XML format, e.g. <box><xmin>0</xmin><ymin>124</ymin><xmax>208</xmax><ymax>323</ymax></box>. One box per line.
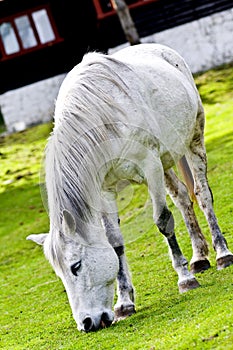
<box><xmin>62</xmin><ymin>210</ymin><xmax>76</xmax><ymax>236</ymax></box>
<box><xmin>27</xmin><ymin>233</ymin><xmax>48</xmax><ymax>246</ymax></box>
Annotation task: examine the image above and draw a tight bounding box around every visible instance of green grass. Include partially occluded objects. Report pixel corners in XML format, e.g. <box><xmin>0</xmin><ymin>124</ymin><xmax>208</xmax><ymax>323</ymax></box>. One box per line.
<box><xmin>1</xmin><ymin>64</ymin><xmax>233</xmax><ymax>349</ymax></box>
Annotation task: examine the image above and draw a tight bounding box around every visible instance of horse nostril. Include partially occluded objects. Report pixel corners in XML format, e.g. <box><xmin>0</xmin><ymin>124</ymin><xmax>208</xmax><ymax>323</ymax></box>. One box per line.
<box><xmin>83</xmin><ymin>317</ymin><xmax>94</xmax><ymax>332</ymax></box>
<box><xmin>101</xmin><ymin>312</ymin><xmax>113</xmax><ymax>328</ymax></box>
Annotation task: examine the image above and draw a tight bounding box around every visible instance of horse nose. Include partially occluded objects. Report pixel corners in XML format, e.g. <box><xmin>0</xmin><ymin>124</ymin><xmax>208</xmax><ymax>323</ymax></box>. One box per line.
<box><xmin>81</xmin><ymin>312</ymin><xmax>113</xmax><ymax>332</ymax></box>
<box><xmin>82</xmin><ymin>316</ymin><xmax>95</xmax><ymax>332</ymax></box>
<box><xmin>100</xmin><ymin>312</ymin><xmax>113</xmax><ymax>328</ymax></box>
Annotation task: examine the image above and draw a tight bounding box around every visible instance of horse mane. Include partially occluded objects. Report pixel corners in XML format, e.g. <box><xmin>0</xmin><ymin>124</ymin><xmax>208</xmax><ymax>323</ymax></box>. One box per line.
<box><xmin>45</xmin><ymin>52</ymin><xmax>132</xmax><ymax>233</ymax></box>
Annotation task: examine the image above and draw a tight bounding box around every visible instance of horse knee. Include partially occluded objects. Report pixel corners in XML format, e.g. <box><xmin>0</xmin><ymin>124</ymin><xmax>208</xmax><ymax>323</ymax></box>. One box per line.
<box><xmin>155</xmin><ymin>207</ymin><xmax>174</xmax><ymax>236</ymax></box>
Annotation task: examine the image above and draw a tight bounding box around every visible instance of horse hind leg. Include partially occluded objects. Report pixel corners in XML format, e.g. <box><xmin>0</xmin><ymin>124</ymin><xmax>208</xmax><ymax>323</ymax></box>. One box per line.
<box><xmin>146</xmin><ymin>155</ymin><xmax>200</xmax><ymax>292</ymax></box>
<box><xmin>188</xmin><ymin>106</ymin><xmax>233</xmax><ymax>269</ymax></box>
<box><xmin>165</xmin><ymin>168</ymin><xmax>211</xmax><ymax>274</ymax></box>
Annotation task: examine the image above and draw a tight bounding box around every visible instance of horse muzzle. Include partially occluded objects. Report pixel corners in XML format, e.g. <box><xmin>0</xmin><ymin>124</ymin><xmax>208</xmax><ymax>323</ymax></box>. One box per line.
<box><xmin>78</xmin><ymin>311</ymin><xmax>114</xmax><ymax>332</ymax></box>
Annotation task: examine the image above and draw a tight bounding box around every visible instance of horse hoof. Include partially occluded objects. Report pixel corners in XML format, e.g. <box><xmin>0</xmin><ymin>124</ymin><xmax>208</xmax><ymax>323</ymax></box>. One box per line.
<box><xmin>178</xmin><ymin>278</ymin><xmax>200</xmax><ymax>293</ymax></box>
<box><xmin>114</xmin><ymin>304</ymin><xmax>136</xmax><ymax>322</ymax></box>
<box><xmin>217</xmin><ymin>254</ymin><xmax>233</xmax><ymax>270</ymax></box>
<box><xmin>190</xmin><ymin>259</ymin><xmax>211</xmax><ymax>274</ymax></box>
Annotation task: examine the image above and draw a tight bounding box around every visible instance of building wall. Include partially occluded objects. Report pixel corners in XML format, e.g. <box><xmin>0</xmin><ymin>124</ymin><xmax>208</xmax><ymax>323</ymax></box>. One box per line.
<box><xmin>110</xmin><ymin>7</ymin><xmax>233</xmax><ymax>73</ymax></box>
<box><xmin>0</xmin><ymin>74</ymin><xmax>65</xmax><ymax>132</ymax></box>
<box><xmin>143</xmin><ymin>7</ymin><xmax>233</xmax><ymax>73</ymax></box>
<box><xmin>1</xmin><ymin>7</ymin><xmax>233</xmax><ymax>132</ymax></box>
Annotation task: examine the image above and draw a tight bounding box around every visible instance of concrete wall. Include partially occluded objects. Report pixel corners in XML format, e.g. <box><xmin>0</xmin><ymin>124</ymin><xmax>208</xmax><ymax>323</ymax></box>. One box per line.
<box><xmin>110</xmin><ymin>7</ymin><xmax>233</xmax><ymax>73</ymax></box>
<box><xmin>143</xmin><ymin>7</ymin><xmax>233</xmax><ymax>73</ymax></box>
<box><xmin>1</xmin><ymin>8</ymin><xmax>233</xmax><ymax>132</ymax></box>
<box><xmin>0</xmin><ymin>74</ymin><xmax>65</xmax><ymax>132</ymax></box>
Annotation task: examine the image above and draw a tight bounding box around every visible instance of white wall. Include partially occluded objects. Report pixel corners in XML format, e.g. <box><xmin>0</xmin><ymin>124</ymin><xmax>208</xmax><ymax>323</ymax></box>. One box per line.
<box><xmin>142</xmin><ymin>7</ymin><xmax>233</xmax><ymax>73</ymax></box>
<box><xmin>1</xmin><ymin>8</ymin><xmax>233</xmax><ymax>132</ymax></box>
<box><xmin>110</xmin><ymin>7</ymin><xmax>233</xmax><ymax>73</ymax></box>
<box><xmin>0</xmin><ymin>73</ymin><xmax>65</xmax><ymax>132</ymax></box>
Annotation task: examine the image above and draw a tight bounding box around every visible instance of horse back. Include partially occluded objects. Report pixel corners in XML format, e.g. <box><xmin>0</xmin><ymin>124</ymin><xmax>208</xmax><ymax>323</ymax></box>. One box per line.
<box><xmin>112</xmin><ymin>43</ymin><xmax>196</xmax><ymax>88</ymax></box>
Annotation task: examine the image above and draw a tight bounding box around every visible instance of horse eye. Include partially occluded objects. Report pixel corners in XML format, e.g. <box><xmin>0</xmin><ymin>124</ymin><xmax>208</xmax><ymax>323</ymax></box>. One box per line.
<box><xmin>71</xmin><ymin>260</ymin><xmax>81</xmax><ymax>276</ymax></box>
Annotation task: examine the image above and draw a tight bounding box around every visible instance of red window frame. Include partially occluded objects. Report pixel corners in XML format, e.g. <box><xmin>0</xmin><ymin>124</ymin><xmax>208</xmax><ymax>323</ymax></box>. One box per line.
<box><xmin>92</xmin><ymin>0</ymin><xmax>159</xmax><ymax>20</ymax></box>
<box><xmin>0</xmin><ymin>4</ymin><xmax>63</xmax><ymax>61</ymax></box>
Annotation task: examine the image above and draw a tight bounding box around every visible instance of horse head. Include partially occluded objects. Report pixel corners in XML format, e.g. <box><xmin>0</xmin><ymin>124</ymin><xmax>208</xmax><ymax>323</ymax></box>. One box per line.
<box><xmin>27</xmin><ymin>210</ymin><xmax>119</xmax><ymax>332</ymax></box>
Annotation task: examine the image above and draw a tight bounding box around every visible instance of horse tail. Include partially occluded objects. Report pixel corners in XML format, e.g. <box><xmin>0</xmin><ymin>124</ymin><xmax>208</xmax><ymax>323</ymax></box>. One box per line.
<box><xmin>178</xmin><ymin>156</ymin><xmax>196</xmax><ymax>202</ymax></box>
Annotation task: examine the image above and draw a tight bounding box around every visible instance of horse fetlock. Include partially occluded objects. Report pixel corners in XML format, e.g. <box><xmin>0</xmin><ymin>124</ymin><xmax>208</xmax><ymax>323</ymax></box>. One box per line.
<box><xmin>172</xmin><ymin>257</ymin><xmax>188</xmax><ymax>270</ymax></box>
<box><xmin>127</xmin><ymin>286</ymin><xmax>135</xmax><ymax>303</ymax></box>
<box><xmin>178</xmin><ymin>277</ymin><xmax>200</xmax><ymax>293</ymax></box>
<box><xmin>213</xmin><ymin>233</ymin><xmax>228</xmax><ymax>251</ymax></box>
<box><xmin>114</xmin><ymin>303</ymin><xmax>136</xmax><ymax>322</ymax></box>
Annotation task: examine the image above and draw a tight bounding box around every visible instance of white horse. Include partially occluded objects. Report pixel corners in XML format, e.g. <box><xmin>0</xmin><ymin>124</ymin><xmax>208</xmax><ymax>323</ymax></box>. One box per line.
<box><xmin>27</xmin><ymin>43</ymin><xmax>233</xmax><ymax>332</ymax></box>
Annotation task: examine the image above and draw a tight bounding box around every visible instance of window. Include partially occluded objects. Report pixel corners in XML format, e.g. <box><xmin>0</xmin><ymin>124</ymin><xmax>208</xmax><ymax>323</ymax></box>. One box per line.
<box><xmin>92</xmin><ymin>0</ymin><xmax>158</xmax><ymax>20</ymax></box>
<box><xmin>0</xmin><ymin>22</ymin><xmax>20</xmax><ymax>55</ymax></box>
<box><xmin>0</xmin><ymin>5</ymin><xmax>63</xmax><ymax>61</ymax></box>
<box><xmin>32</xmin><ymin>9</ymin><xmax>55</xmax><ymax>44</ymax></box>
<box><xmin>15</xmin><ymin>16</ymin><xmax>37</xmax><ymax>49</ymax></box>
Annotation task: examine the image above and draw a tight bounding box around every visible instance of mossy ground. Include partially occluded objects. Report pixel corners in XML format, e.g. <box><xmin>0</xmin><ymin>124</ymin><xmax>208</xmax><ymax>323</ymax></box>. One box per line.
<box><xmin>0</xmin><ymin>64</ymin><xmax>233</xmax><ymax>349</ymax></box>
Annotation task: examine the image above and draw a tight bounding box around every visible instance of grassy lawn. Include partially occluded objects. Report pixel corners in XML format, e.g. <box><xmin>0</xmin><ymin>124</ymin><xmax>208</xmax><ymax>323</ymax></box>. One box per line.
<box><xmin>0</xmin><ymin>63</ymin><xmax>233</xmax><ymax>349</ymax></box>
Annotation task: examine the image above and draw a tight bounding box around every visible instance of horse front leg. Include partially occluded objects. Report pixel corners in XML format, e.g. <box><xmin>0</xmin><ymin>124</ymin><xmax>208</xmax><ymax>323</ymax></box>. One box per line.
<box><xmin>188</xmin><ymin>106</ymin><xmax>233</xmax><ymax>269</ymax></box>
<box><xmin>101</xmin><ymin>195</ymin><xmax>136</xmax><ymax>321</ymax></box>
<box><xmin>113</xmin><ymin>244</ymin><xmax>136</xmax><ymax>321</ymax></box>
<box><xmin>165</xmin><ymin>168</ymin><xmax>211</xmax><ymax>274</ymax></box>
<box><xmin>146</xmin><ymin>156</ymin><xmax>200</xmax><ymax>292</ymax></box>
